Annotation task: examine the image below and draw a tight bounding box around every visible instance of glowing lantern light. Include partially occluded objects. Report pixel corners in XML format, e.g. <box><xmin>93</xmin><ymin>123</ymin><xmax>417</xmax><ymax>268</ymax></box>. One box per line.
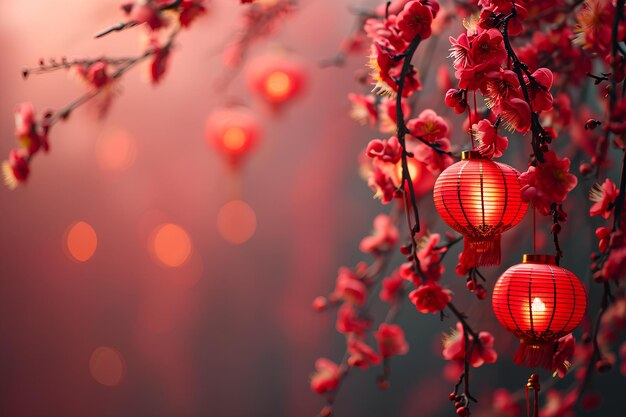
<box><xmin>245</xmin><ymin>54</ymin><xmax>306</xmax><ymax>108</ymax></box>
<box><xmin>394</xmin><ymin>153</ymin><xmax>436</xmax><ymax>199</ymax></box>
<box><xmin>205</xmin><ymin>107</ymin><xmax>261</xmax><ymax>170</ymax></box>
<box><xmin>492</xmin><ymin>254</ymin><xmax>587</xmax><ymax>369</ymax></box>
<box><xmin>433</xmin><ymin>151</ymin><xmax>527</xmax><ymax>267</ymax></box>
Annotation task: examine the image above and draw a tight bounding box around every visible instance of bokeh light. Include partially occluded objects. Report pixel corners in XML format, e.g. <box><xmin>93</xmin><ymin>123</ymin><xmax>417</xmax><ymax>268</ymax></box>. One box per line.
<box><xmin>217</xmin><ymin>200</ymin><xmax>257</xmax><ymax>244</ymax></box>
<box><xmin>65</xmin><ymin>221</ymin><xmax>98</xmax><ymax>262</ymax></box>
<box><xmin>95</xmin><ymin>129</ymin><xmax>137</xmax><ymax>171</ymax></box>
<box><xmin>89</xmin><ymin>346</ymin><xmax>125</xmax><ymax>387</ymax></box>
<box><xmin>265</xmin><ymin>71</ymin><xmax>291</xmax><ymax>100</ymax></box>
<box><xmin>222</xmin><ymin>127</ymin><xmax>247</xmax><ymax>151</ymax></box>
<box><xmin>149</xmin><ymin>223</ymin><xmax>193</xmax><ymax>267</ymax></box>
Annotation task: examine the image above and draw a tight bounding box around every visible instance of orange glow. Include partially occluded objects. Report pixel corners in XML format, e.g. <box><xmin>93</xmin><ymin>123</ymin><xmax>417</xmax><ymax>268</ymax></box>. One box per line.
<box><xmin>222</xmin><ymin>127</ymin><xmax>247</xmax><ymax>151</ymax></box>
<box><xmin>395</xmin><ymin>158</ymin><xmax>420</xmax><ymax>184</ymax></box>
<box><xmin>150</xmin><ymin>223</ymin><xmax>192</xmax><ymax>267</ymax></box>
<box><xmin>66</xmin><ymin>221</ymin><xmax>97</xmax><ymax>262</ymax></box>
<box><xmin>265</xmin><ymin>71</ymin><xmax>291</xmax><ymax>99</ymax></box>
<box><xmin>89</xmin><ymin>347</ymin><xmax>125</xmax><ymax>386</ymax></box>
<box><xmin>217</xmin><ymin>200</ymin><xmax>257</xmax><ymax>244</ymax></box>
<box><xmin>96</xmin><ymin>129</ymin><xmax>137</xmax><ymax>171</ymax></box>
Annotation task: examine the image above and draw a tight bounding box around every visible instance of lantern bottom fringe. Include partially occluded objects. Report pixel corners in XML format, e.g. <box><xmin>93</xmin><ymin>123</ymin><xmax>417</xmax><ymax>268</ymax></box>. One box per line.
<box><xmin>513</xmin><ymin>339</ymin><xmax>555</xmax><ymax>370</ymax></box>
<box><xmin>461</xmin><ymin>234</ymin><xmax>501</xmax><ymax>267</ymax></box>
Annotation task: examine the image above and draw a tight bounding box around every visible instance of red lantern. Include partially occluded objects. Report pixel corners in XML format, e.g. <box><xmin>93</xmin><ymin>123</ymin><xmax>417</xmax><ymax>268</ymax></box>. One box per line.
<box><xmin>433</xmin><ymin>151</ymin><xmax>527</xmax><ymax>267</ymax></box>
<box><xmin>492</xmin><ymin>254</ymin><xmax>587</xmax><ymax>369</ymax></box>
<box><xmin>205</xmin><ymin>107</ymin><xmax>261</xmax><ymax>169</ymax></box>
<box><xmin>245</xmin><ymin>54</ymin><xmax>306</xmax><ymax>108</ymax></box>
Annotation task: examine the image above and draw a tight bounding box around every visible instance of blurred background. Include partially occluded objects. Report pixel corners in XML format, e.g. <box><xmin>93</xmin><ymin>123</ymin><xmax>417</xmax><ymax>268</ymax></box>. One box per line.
<box><xmin>0</xmin><ymin>1</ymin><xmax>623</xmax><ymax>416</ymax></box>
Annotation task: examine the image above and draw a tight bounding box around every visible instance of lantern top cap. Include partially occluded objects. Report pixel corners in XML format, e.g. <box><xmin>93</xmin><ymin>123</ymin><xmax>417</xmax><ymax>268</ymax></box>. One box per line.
<box><xmin>461</xmin><ymin>150</ymin><xmax>485</xmax><ymax>160</ymax></box>
<box><xmin>522</xmin><ymin>254</ymin><xmax>557</xmax><ymax>265</ymax></box>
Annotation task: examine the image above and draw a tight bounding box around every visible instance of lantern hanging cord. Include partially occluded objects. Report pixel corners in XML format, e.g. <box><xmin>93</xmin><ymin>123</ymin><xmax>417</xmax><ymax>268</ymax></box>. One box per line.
<box><xmin>533</xmin><ymin>206</ymin><xmax>536</xmax><ymax>254</ymax></box>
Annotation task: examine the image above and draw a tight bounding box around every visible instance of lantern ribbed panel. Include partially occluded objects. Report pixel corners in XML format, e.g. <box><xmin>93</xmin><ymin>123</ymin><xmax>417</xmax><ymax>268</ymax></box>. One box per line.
<box><xmin>492</xmin><ymin>261</ymin><xmax>587</xmax><ymax>343</ymax></box>
<box><xmin>433</xmin><ymin>158</ymin><xmax>527</xmax><ymax>266</ymax></box>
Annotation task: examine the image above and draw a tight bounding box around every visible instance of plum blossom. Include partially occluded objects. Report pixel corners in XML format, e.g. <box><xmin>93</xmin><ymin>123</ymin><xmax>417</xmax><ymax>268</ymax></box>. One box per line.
<box><xmin>347</xmin><ymin>338</ymin><xmax>382</xmax><ymax>369</ymax></box>
<box><xmin>589</xmin><ymin>178</ymin><xmax>618</xmax><ymax>219</ymax></box>
<box><xmin>348</xmin><ymin>94</ymin><xmax>377</xmax><ymax>127</ymax></box>
<box><xmin>492</xmin><ymin>388</ymin><xmax>522</xmax><ymax>417</ymax></box>
<box><xmin>472</xmin><ymin>119</ymin><xmax>508</xmax><ymax>158</ymax></box>
<box><xmin>552</xmin><ymin>333</ymin><xmax>576</xmax><ymax>378</ymax></box>
<box><xmin>416</xmin><ymin>233</ymin><xmax>446</xmax><ymax>281</ymax></box>
<box><xmin>366</xmin><ymin>136</ymin><xmax>402</xmax><ymax>163</ymax></box>
<box><xmin>407</xmin><ymin>109</ymin><xmax>449</xmax><ymax>142</ymax></box>
<box><xmin>396</xmin><ymin>0</ymin><xmax>434</xmax><ymax>41</ymax></box>
<box><xmin>336</xmin><ymin>304</ymin><xmax>372</xmax><ymax>335</ymax></box>
<box><xmin>2</xmin><ymin>150</ymin><xmax>30</xmax><ymax>190</ymax></box>
<box><xmin>520</xmin><ymin>151</ymin><xmax>578</xmax><ymax>215</ymax></box>
<box><xmin>310</xmin><ymin>358</ymin><xmax>341</xmax><ymax>394</ymax></box>
<box><xmin>331</xmin><ymin>267</ymin><xmax>367</xmax><ymax>306</ymax></box>
<box><xmin>409</xmin><ymin>282</ymin><xmax>451</xmax><ymax>313</ymax></box>
<box><xmin>442</xmin><ymin>322</ymin><xmax>498</xmax><ymax>368</ymax></box>
<box><xmin>379</xmin><ymin>269</ymin><xmax>405</xmax><ymax>302</ymax></box>
<box><xmin>375</xmin><ymin>324</ymin><xmax>409</xmax><ymax>357</ymax></box>
<box><xmin>359</xmin><ymin>214</ymin><xmax>400</xmax><ymax>254</ymax></box>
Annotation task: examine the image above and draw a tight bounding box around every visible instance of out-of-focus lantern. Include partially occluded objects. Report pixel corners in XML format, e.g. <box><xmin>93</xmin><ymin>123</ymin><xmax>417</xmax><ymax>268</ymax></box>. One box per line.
<box><xmin>245</xmin><ymin>54</ymin><xmax>306</xmax><ymax>109</ymax></box>
<box><xmin>492</xmin><ymin>254</ymin><xmax>587</xmax><ymax>369</ymax></box>
<box><xmin>433</xmin><ymin>151</ymin><xmax>527</xmax><ymax>267</ymax></box>
<box><xmin>205</xmin><ymin>107</ymin><xmax>261</xmax><ymax>170</ymax></box>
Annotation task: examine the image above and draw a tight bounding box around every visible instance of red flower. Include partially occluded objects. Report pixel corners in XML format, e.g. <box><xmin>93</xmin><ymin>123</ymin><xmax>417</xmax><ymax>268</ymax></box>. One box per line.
<box><xmin>2</xmin><ymin>150</ymin><xmax>30</xmax><ymax>190</ymax></box>
<box><xmin>552</xmin><ymin>334</ymin><xmax>576</xmax><ymax>378</ymax></box>
<box><xmin>482</xmin><ymin>69</ymin><xmax>522</xmax><ymax>110</ymax></box>
<box><xmin>407</xmin><ymin>109</ymin><xmax>449</xmax><ymax>142</ymax></box>
<box><xmin>74</xmin><ymin>61</ymin><xmax>111</xmax><ymax>89</ymax></box>
<box><xmin>336</xmin><ymin>303</ymin><xmax>372</xmax><ymax>335</ymax></box>
<box><xmin>442</xmin><ymin>322</ymin><xmax>498</xmax><ymax>367</ymax></box>
<box><xmin>527</xmin><ymin>68</ymin><xmax>554</xmax><ymax>112</ymax></box>
<box><xmin>14</xmin><ymin>103</ymin><xmax>48</xmax><ymax>156</ymax></box>
<box><xmin>149</xmin><ymin>42</ymin><xmax>171</xmax><ymax>84</ymax></box>
<box><xmin>472</xmin><ymin>119</ymin><xmax>508</xmax><ymax>158</ymax></box>
<box><xmin>375</xmin><ymin>323</ymin><xmax>409</xmax><ymax>357</ymax></box>
<box><xmin>416</xmin><ymin>233</ymin><xmax>446</xmax><ymax>281</ymax></box>
<box><xmin>589</xmin><ymin>178</ymin><xmax>618</xmax><ymax>219</ymax></box>
<box><xmin>347</xmin><ymin>338</ymin><xmax>382</xmax><ymax>369</ymax></box>
<box><xmin>128</xmin><ymin>1</ymin><xmax>165</xmax><ymax>31</ymax></box>
<box><xmin>348</xmin><ymin>94</ymin><xmax>378</xmax><ymax>127</ymax></box>
<box><xmin>366</xmin><ymin>136</ymin><xmax>402</xmax><ymax>163</ymax></box>
<box><xmin>397</xmin><ymin>1</ymin><xmax>433</xmax><ymax>41</ymax></box>
<box><xmin>449</xmin><ymin>33</ymin><xmax>471</xmax><ymax>70</ymax></box>
<box><xmin>310</xmin><ymin>358</ymin><xmax>341</xmax><ymax>394</ymax></box>
<box><xmin>332</xmin><ymin>267</ymin><xmax>368</xmax><ymax>306</ymax></box>
<box><xmin>602</xmin><ymin>231</ymin><xmax>626</xmax><ymax>281</ymax></box>
<box><xmin>520</xmin><ymin>151</ymin><xmax>578</xmax><ymax>215</ymax></box>
<box><xmin>179</xmin><ymin>0</ymin><xmax>206</xmax><ymax>28</ymax></box>
<box><xmin>469</xmin><ymin>29</ymin><xmax>506</xmax><ymax>66</ymax></box>
<box><xmin>378</xmin><ymin>97</ymin><xmax>411</xmax><ymax>133</ymax></box>
<box><xmin>445</xmin><ymin>89</ymin><xmax>467</xmax><ymax>114</ymax></box>
<box><xmin>359</xmin><ymin>214</ymin><xmax>400</xmax><ymax>253</ymax></box>
<box><xmin>379</xmin><ymin>269</ymin><xmax>405</xmax><ymax>302</ymax></box>
<box><xmin>500</xmin><ymin>98</ymin><xmax>531</xmax><ymax>133</ymax></box>
<box><xmin>409</xmin><ymin>282</ymin><xmax>451</xmax><ymax>314</ymax></box>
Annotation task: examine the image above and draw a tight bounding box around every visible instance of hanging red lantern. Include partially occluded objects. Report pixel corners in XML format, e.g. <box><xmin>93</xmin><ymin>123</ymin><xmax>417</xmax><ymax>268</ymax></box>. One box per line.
<box><xmin>205</xmin><ymin>107</ymin><xmax>261</xmax><ymax>170</ymax></box>
<box><xmin>433</xmin><ymin>151</ymin><xmax>528</xmax><ymax>267</ymax></box>
<box><xmin>245</xmin><ymin>54</ymin><xmax>306</xmax><ymax>109</ymax></box>
<box><xmin>492</xmin><ymin>254</ymin><xmax>587</xmax><ymax>369</ymax></box>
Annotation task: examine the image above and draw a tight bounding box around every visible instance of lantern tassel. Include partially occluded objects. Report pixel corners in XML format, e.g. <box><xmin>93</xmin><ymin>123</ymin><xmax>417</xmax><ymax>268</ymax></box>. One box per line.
<box><xmin>461</xmin><ymin>234</ymin><xmax>501</xmax><ymax>267</ymax></box>
<box><xmin>513</xmin><ymin>339</ymin><xmax>554</xmax><ymax>370</ymax></box>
